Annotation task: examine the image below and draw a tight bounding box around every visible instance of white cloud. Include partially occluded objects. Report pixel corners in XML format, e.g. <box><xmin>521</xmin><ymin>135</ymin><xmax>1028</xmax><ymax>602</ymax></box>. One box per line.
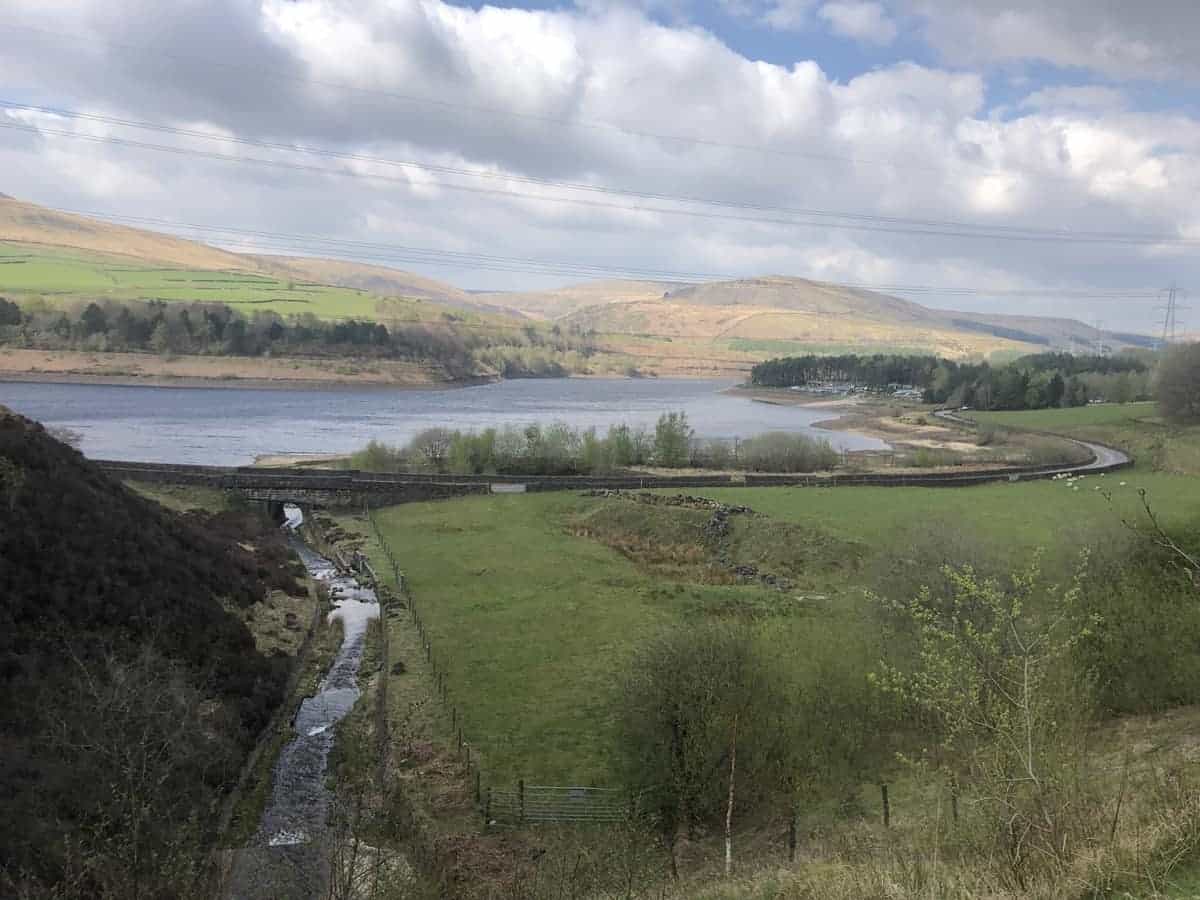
<box><xmin>762</xmin><ymin>0</ymin><xmax>819</xmax><ymax>30</ymax></box>
<box><xmin>0</xmin><ymin>0</ymin><xmax>1196</xmax><ymax>330</ymax></box>
<box><xmin>817</xmin><ymin>1</ymin><xmax>898</xmax><ymax>45</ymax></box>
<box><xmin>715</xmin><ymin>0</ymin><xmax>818</xmax><ymax>32</ymax></box>
<box><xmin>908</xmin><ymin>0</ymin><xmax>1200</xmax><ymax>82</ymax></box>
<box><xmin>1019</xmin><ymin>86</ymin><xmax>1128</xmax><ymax>113</ymax></box>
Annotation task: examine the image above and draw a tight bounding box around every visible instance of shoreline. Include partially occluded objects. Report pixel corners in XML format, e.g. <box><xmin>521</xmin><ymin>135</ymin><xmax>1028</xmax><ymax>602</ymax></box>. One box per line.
<box><xmin>0</xmin><ymin>370</ymin><xmax>738</xmax><ymax>393</ymax></box>
<box><xmin>0</xmin><ymin>370</ymin><xmax>494</xmax><ymax>392</ymax></box>
<box><xmin>0</xmin><ymin>347</ymin><xmax>486</xmax><ymax>392</ymax></box>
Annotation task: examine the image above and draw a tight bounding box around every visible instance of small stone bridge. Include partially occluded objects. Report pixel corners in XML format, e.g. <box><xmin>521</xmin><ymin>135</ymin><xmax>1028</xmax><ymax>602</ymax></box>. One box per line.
<box><xmin>99</xmin><ymin>441</ymin><xmax>1132</xmax><ymax>511</ymax></box>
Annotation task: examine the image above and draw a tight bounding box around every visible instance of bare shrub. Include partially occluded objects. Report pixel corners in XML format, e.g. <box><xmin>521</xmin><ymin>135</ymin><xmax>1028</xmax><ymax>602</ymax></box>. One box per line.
<box><xmin>737</xmin><ymin>432</ymin><xmax>838</xmax><ymax>472</ymax></box>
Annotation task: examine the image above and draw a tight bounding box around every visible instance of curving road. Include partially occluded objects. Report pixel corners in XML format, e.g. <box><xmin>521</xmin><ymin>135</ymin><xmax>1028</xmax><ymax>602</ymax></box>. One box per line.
<box><xmin>932</xmin><ymin>409</ymin><xmax>1131</xmax><ymax>475</ymax></box>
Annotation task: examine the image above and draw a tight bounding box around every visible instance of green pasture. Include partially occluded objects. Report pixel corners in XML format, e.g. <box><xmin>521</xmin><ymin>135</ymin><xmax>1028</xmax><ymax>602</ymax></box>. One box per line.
<box><xmin>351</xmin><ymin>457</ymin><xmax>1200</xmax><ymax>788</ymax></box>
<box><xmin>0</xmin><ymin>242</ymin><xmax>461</xmax><ymax>323</ymax></box>
<box><xmin>352</xmin><ymin>493</ymin><xmax>781</xmax><ymax>785</ymax></box>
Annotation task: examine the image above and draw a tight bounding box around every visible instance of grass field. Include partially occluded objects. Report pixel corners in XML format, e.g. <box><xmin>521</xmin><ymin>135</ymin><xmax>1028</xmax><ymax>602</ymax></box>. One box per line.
<box><xmin>349</xmin><ymin>456</ymin><xmax>1200</xmax><ymax>789</ymax></box>
<box><xmin>348</xmin><ymin>493</ymin><xmax>789</xmax><ymax>785</ymax></box>
<box><xmin>0</xmin><ymin>243</ymin><xmax>491</xmax><ymax>324</ymax></box>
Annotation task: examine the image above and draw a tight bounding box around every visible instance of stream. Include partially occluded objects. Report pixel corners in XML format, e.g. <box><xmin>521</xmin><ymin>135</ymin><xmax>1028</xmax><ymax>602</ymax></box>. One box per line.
<box><xmin>227</xmin><ymin>505</ymin><xmax>380</xmax><ymax>898</ymax></box>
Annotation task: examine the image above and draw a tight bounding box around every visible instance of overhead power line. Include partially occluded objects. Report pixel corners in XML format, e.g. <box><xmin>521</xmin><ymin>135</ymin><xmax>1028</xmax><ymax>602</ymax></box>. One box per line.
<box><xmin>4</xmin><ymin>20</ymin><xmax>1111</xmax><ymax>187</ymax></box>
<box><xmin>3</xmin><ymin>101</ymin><xmax>1185</xmax><ymax>244</ymax></box>
<box><xmin>2</xmin><ymin>116</ymin><xmax>1195</xmax><ymax>248</ymax></box>
<box><xmin>5</xmin><ymin>206</ymin><xmax>1170</xmax><ymax>305</ymax></box>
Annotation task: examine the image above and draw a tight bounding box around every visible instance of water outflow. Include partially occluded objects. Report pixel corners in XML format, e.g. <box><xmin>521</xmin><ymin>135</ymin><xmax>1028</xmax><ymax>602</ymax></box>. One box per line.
<box><xmin>227</xmin><ymin>516</ymin><xmax>380</xmax><ymax>899</ymax></box>
<box><xmin>259</xmin><ymin>536</ymin><xmax>380</xmax><ymax>847</ymax></box>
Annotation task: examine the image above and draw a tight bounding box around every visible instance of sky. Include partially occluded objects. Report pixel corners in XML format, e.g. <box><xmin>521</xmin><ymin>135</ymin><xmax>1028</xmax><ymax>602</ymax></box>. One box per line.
<box><xmin>1</xmin><ymin>0</ymin><xmax>1198</xmax><ymax>333</ymax></box>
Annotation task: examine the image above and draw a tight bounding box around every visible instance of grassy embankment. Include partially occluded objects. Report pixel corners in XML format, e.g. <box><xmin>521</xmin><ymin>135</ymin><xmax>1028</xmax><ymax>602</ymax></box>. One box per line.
<box><xmin>123</xmin><ymin>481</ymin><xmax>234</xmax><ymax>513</ymax></box>
<box><xmin>349</xmin><ymin>454</ymin><xmax>1200</xmax><ymax>788</ymax></box>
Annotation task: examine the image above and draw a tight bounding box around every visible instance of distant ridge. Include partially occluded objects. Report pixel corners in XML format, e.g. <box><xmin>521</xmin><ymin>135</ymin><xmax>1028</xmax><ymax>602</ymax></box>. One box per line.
<box><xmin>0</xmin><ymin>193</ymin><xmax>1155</xmax><ymax>358</ymax></box>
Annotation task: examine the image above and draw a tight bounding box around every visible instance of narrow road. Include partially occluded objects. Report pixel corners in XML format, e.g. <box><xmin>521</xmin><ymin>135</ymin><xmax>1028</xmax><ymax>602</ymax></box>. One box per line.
<box><xmin>932</xmin><ymin>409</ymin><xmax>1131</xmax><ymax>475</ymax></box>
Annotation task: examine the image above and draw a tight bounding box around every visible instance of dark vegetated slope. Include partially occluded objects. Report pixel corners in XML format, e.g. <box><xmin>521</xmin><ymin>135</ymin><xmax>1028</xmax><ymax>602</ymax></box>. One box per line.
<box><xmin>0</xmin><ymin>409</ymin><xmax>296</xmax><ymax>894</ymax></box>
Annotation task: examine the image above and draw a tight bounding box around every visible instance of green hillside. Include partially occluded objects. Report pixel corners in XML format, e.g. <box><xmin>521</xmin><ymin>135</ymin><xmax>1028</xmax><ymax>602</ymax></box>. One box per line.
<box><xmin>0</xmin><ymin>242</ymin><xmax>481</xmax><ymax>323</ymax></box>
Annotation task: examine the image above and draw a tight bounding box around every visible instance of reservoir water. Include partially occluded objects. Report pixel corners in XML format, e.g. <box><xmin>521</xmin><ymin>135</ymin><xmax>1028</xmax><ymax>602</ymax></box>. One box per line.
<box><xmin>0</xmin><ymin>378</ymin><xmax>885</xmax><ymax>465</ymax></box>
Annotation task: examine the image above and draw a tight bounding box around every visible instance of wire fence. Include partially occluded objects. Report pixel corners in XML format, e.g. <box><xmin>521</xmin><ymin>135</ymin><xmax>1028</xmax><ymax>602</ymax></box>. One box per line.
<box><xmin>364</xmin><ymin>507</ymin><xmax>632</xmax><ymax>826</ymax></box>
<box><xmin>487</xmin><ymin>783</ymin><xmax>629</xmax><ymax>825</ymax></box>
<box><xmin>367</xmin><ymin>506</ymin><xmax>486</xmax><ymax>806</ymax></box>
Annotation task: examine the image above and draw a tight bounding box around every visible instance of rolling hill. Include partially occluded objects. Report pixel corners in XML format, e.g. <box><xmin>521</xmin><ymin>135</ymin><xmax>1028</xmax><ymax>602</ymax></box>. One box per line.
<box><xmin>0</xmin><ymin>194</ymin><xmax>253</xmax><ymax>270</ymax></box>
<box><xmin>0</xmin><ymin>194</ymin><xmax>500</xmax><ymax>316</ymax></box>
<box><xmin>473</xmin><ymin>279</ymin><xmax>676</xmax><ymax>319</ymax></box>
<box><xmin>0</xmin><ymin>194</ymin><xmax>1157</xmax><ymax>374</ymax></box>
<box><xmin>477</xmin><ymin>275</ymin><xmax>1147</xmax><ymax>357</ymax></box>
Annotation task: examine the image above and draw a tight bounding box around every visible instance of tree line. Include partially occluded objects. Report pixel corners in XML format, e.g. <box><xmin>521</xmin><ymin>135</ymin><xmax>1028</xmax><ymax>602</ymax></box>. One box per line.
<box><xmin>0</xmin><ymin>296</ymin><xmax>597</xmax><ymax>379</ymax></box>
<box><xmin>349</xmin><ymin>412</ymin><xmax>840</xmax><ymax>476</ymax></box>
<box><xmin>751</xmin><ymin>351</ymin><xmax>1154</xmax><ymax>410</ymax></box>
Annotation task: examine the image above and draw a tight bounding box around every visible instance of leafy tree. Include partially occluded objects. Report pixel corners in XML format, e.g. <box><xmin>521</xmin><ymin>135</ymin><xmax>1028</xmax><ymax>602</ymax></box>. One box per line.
<box><xmin>653</xmin><ymin>411</ymin><xmax>692</xmax><ymax>468</ymax></box>
<box><xmin>150</xmin><ymin>320</ymin><xmax>172</xmax><ymax>355</ymax></box>
<box><xmin>606</xmin><ymin>424</ymin><xmax>636</xmax><ymax>467</ymax></box>
<box><xmin>615</xmin><ymin>625</ymin><xmax>792</xmax><ymax>876</ymax></box>
<box><xmin>1064</xmin><ymin>375</ymin><xmax>1089</xmax><ymax>407</ymax></box>
<box><xmin>78</xmin><ymin>302</ymin><xmax>108</xmax><ymax>337</ymax></box>
<box><xmin>0</xmin><ymin>297</ymin><xmax>21</xmax><ymax>326</ymax></box>
<box><xmin>1158</xmin><ymin>342</ymin><xmax>1200</xmax><ymax>424</ymax></box>
<box><xmin>1074</xmin><ymin>535</ymin><xmax>1200</xmax><ymax>713</ymax></box>
<box><xmin>873</xmin><ymin>557</ymin><xmax>1094</xmax><ymax>886</ymax></box>
<box><xmin>1047</xmin><ymin>372</ymin><xmax>1066</xmax><ymax>407</ymax></box>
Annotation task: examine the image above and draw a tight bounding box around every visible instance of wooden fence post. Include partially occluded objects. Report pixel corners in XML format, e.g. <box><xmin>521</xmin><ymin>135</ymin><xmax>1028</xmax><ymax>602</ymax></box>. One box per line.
<box><xmin>474</xmin><ymin>768</ymin><xmax>480</xmax><ymax>802</ymax></box>
<box><xmin>788</xmin><ymin>812</ymin><xmax>797</xmax><ymax>862</ymax></box>
<box><xmin>485</xmin><ymin>788</ymin><xmax>492</xmax><ymax>825</ymax></box>
<box><xmin>519</xmin><ymin>779</ymin><xmax>525</xmax><ymax>825</ymax></box>
<box><xmin>881</xmin><ymin>783</ymin><xmax>890</xmax><ymax>828</ymax></box>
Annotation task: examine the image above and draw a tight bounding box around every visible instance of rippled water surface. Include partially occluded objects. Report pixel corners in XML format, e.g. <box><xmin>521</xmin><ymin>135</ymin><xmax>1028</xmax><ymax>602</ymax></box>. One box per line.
<box><xmin>227</xmin><ymin>525</ymin><xmax>379</xmax><ymax>898</ymax></box>
<box><xmin>258</xmin><ymin>537</ymin><xmax>379</xmax><ymax>848</ymax></box>
<box><xmin>0</xmin><ymin>378</ymin><xmax>885</xmax><ymax>464</ymax></box>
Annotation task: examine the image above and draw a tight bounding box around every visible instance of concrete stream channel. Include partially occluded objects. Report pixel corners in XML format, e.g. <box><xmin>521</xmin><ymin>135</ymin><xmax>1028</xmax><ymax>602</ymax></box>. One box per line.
<box><xmin>225</xmin><ymin>506</ymin><xmax>380</xmax><ymax>899</ymax></box>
